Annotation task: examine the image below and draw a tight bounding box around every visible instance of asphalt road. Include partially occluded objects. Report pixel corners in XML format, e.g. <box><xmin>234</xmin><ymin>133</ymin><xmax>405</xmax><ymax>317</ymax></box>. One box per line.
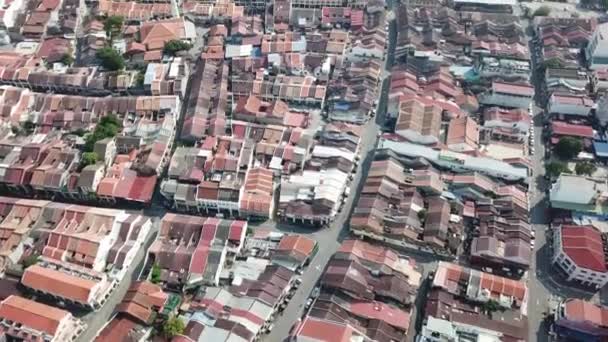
<box><xmin>75</xmin><ymin>218</ymin><xmax>159</xmax><ymax>342</ymax></box>
<box><xmin>522</xmin><ymin>9</ymin><xmax>598</xmax><ymax>341</ymax></box>
<box><xmin>263</xmin><ymin>8</ymin><xmax>398</xmax><ymax>341</ymax></box>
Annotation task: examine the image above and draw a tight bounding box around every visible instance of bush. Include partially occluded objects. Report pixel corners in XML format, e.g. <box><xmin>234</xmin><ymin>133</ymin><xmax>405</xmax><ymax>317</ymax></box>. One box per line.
<box><xmin>543</xmin><ymin>58</ymin><xmax>564</xmax><ymax>69</ymax></box>
<box><xmin>22</xmin><ymin>254</ymin><xmax>40</xmax><ymax>268</ymax></box>
<box><xmin>150</xmin><ymin>263</ymin><xmax>161</xmax><ymax>284</ymax></box>
<box><xmin>417</xmin><ymin>209</ymin><xmax>427</xmax><ymax>222</ymax></box>
<box><xmin>163</xmin><ymin>40</ymin><xmax>193</xmax><ymax>56</ymax></box>
<box><xmin>575</xmin><ymin>161</ymin><xmax>597</xmax><ymax>176</ymax></box>
<box><xmin>533</xmin><ymin>6</ymin><xmax>551</xmax><ymax>17</ymax></box>
<box><xmin>554</xmin><ymin>137</ymin><xmax>582</xmax><ymax>160</ymax></box>
<box><xmin>546</xmin><ymin>161</ymin><xmax>570</xmax><ymax>178</ymax></box>
<box><xmin>96</xmin><ymin>47</ymin><xmax>125</xmax><ymax>71</ymax></box>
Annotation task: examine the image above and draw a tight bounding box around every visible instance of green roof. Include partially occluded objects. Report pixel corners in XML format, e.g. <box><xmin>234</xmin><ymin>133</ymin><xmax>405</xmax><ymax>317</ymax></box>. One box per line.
<box><xmin>161</xmin><ymin>294</ymin><xmax>181</xmax><ymax>315</ymax></box>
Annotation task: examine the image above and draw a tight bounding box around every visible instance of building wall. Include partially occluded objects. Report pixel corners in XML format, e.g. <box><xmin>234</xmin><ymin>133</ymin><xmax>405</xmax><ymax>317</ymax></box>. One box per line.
<box><xmin>395</xmin><ymin>128</ymin><xmax>439</xmax><ymax>145</ymax></box>
<box><xmin>586</xmin><ymin>27</ymin><xmax>608</xmax><ymax>70</ymax></box>
<box><xmin>480</xmin><ymin>92</ymin><xmax>532</xmax><ymax>109</ymax></box>
<box><xmin>547</xmin><ymin>100</ymin><xmax>592</xmax><ymax>117</ymax></box>
<box><xmin>93</xmin><ymin>211</ymin><xmax>130</xmax><ymax>272</ymax></box>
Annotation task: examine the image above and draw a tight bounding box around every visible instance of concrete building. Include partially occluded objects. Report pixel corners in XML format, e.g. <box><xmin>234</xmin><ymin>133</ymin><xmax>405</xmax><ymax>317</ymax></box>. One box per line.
<box><xmin>547</xmin><ymin>94</ymin><xmax>594</xmax><ymax>117</ymax></box>
<box><xmin>0</xmin><ymin>295</ymin><xmax>86</xmax><ymax>342</ymax></box>
<box><xmin>379</xmin><ymin>139</ymin><xmax>528</xmax><ymax>182</ymax></box>
<box><xmin>554</xmin><ymin>299</ymin><xmax>608</xmax><ymax>341</ymax></box>
<box><xmin>552</xmin><ymin>225</ymin><xmax>608</xmax><ymax>289</ymax></box>
<box><xmin>394</xmin><ymin>95</ymin><xmax>442</xmax><ymax>145</ymax></box>
<box><xmin>549</xmin><ymin>174</ymin><xmax>608</xmax><ymax>218</ymax></box>
<box><xmin>586</xmin><ymin>23</ymin><xmax>608</xmax><ymax>70</ymax></box>
<box><xmin>480</xmin><ymin>81</ymin><xmax>534</xmax><ymax>109</ymax></box>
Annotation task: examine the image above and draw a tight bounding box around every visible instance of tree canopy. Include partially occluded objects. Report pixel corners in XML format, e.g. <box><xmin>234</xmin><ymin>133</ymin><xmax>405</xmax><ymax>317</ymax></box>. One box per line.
<box><xmin>80</xmin><ymin>152</ymin><xmax>98</xmax><ymax>169</ymax></box>
<box><xmin>533</xmin><ymin>6</ymin><xmax>551</xmax><ymax>17</ymax></box>
<box><xmin>162</xmin><ymin>316</ymin><xmax>185</xmax><ymax>339</ymax></box>
<box><xmin>60</xmin><ymin>53</ymin><xmax>74</xmax><ymax>66</ymax></box>
<box><xmin>96</xmin><ymin>47</ymin><xmax>125</xmax><ymax>71</ymax></box>
<box><xmin>554</xmin><ymin>137</ymin><xmax>582</xmax><ymax>160</ymax></box>
<box><xmin>104</xmin><ymin>16</ymin><xmax>124</xmax><ymax>40</ymax></box>
<box><xmin>163</xmin><ymin>40</ymin><xmax>193</xmax><ymax>56</ymax></box>
<box><xmin>150</xmin><ymin>263</ymin><xmax>161</xmax><ymax>284</ymax></box>
<box><xmin>546</xmin><ymin>161</ymin><xmax>570</xmax><ymax>178</ymax></box>
<box><xmin>575</xmin><ymin>161</ymin><xmax>597</xmax><ymax>176</ymax></box>
<box><xmin>84</xmin><ymin>114</ymin><xmax>121</xmax><ymax>152</ymax></box>
<box><xmin>417</xmin><ymin>209</ymin><xmax>427</xmax><ymax>222</ymax></box>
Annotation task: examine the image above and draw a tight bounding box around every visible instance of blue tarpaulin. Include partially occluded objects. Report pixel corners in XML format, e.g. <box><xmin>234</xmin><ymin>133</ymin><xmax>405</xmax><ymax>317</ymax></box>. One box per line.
<box><xmin>593</xmin><ymin>141</ymin><xmax>608</xmax><ymax>157</ymax></box>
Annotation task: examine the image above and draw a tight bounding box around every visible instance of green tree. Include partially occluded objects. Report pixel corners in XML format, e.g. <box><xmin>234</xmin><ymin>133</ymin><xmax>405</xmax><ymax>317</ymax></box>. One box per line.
<box><xmin>96</xmin><ymin>47</ymin><xmax>125</xmax><ymax>71</ymax></box>
<box><xmin>104</xmin><ymin>15</ymin><xmax>124</xmax><ymax>40</ymax></box>
<box><xmin>163</xmin><ymin>40</ymin><xmax>193</xmax><ymax>56</ymax></box>
<box><xmin>546</xmin><ymin>161</ymin><xmax>570</xmax><ymax>178</ymax></box>
<box><xmin>150</xmin><ymin>263</ymin><xmax>161</xmax><ymax>283</ymax></box>
<box><xmin>22</xmin><ymin>254</ymin><xmax>39</xmax><ymax>268</ymax></box>
<box><xmin>481</xmin><ymin>299</ymin><xmax>501</xmax><ymax>315</ymax></box>
<box><xmin>575</xmin><ymin>161</ymin><xmax>597</xmax><ymax>176</ymax></box>
<box><xmin>84</xmin><ymin>114</ymin><xmax>121</xmax><ymax>151</ymax></box>
<box><xmin>23</xmin><ymin>121</ymin><xmax>35</xmax><ymax>134</ymax></box>
<box><xmin>162</xmin><ymin>316</ymin><xmax>185</xmax><ymax>338</ymax></box>
<box><xmin>60</xmin><ymin>53</ymin><xmax>74</xmax><ymax>66</ymax></box>
<box><xmin>555</xmin><ymin>137</ymin><xmax>583</xmax><ymax>160</ymax></box>
<box><xmin>73</xmin><ymin>128</ymin><xmax>87</xmax><ymax>136</ymax></box>
<box><xmin>417</xmin><ymin>209</ymin><xmax>427</xmax><ymax>222</ymax></box>
<box><xmin>543</xmin><ymin>58</ymin><xmax>564</xmax><ymax>69</ymax></box>
<box><xmin>533</xmin><ymin>6</ymin><xmax>551</xmax><ymax>17</ymax></box>
<box><xmin>80</xmin><ymin>152</ymin><xmax>98</xmax><ymax>168</ymax></box>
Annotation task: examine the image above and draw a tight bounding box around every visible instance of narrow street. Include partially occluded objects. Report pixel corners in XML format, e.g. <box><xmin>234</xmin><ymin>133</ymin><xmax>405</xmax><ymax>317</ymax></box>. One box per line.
<box><xmin>75</xmin><ymin>219</ymin><xmax>159</xmax><ymax>342</ymax></box>
<box><xmin>263</xmin><ymin>4</ymin><xmax>398</xmax><ymax>340</ymax></box>
<box><xmin>521</xmin><ymin>7</ymin><xmax>597</xmax><ymax>341</ymax></box>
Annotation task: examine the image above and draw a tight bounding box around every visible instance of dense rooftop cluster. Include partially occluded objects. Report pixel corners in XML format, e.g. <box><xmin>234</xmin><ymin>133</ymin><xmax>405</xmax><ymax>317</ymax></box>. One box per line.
<box><xmin>0</xmin><ymin>0</ymin><xmax>605</xmax><ymax>340</ymax></box>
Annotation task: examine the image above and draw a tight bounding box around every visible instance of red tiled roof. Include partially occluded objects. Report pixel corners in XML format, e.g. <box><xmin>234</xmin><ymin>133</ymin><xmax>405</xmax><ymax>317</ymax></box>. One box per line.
<box><xmin>0</xmin><ymin>295</ymin><xmax>69</xmax><ymax>336</ymax></box>
<box><xmin>563</xmin><ymin>299</ymin><xmax>608</xmax><ymax>328</ymax></box>
<box><xmin>229</xmin><ymin>220</ymin><xmax>246</xmax><ymax>242</ymax></box>
<box><xmin>349</xmin><ymin>301</ymin><xmax>410</xmax><ymax>330</ymax></box>
<box><xmin>561</xmin><ymin>225</ymin><xmax>607</xmax><ymax>272</ymax></box>
<box><xmin>277</xmin><ymin>235</ymin><xmax>315</xmax><ymax>260</ymax></box>
<box><xmin>126</xmin><ymin>176</ymin><xmax>157</xmax><ymax>203</ymax></box>
<box><xmin>552</xmin><ymin>121</ymin><xmax>594</xmax><ymax>138</ymax></box>
<box><xmin>295</xmin><ymin>316</ymin><xmax>354</xmax><ymax>342</ymax></box>
<box><xmin>22</xmin><ymin>265</ymin><xmax>97</xmax><ymax>304</ymax></box>
<box><xmin>338</xmin><ymin>239</ymin><xmax>399</xmax><ymax>269</ymax></box>
<box><xmin>95</xmin><ymin>317</ymin><xmax>139</xmax><ymax>342</ymax></box>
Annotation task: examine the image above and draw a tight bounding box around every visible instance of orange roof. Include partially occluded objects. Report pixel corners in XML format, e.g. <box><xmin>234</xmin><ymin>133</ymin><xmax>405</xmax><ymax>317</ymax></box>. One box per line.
<box><xmin>22</xmin><ymin>265</ymin><xmax>97</xmax><ymax>304</ymax></box>
<box><xmin>0</xmin><ymin>295</ymin><xmax>69</xmax><ymax>336</ymax></box>
<box><xmin>277</xmin><ymin>235</ymin><xmax>315</xmax><ymax>258</ymax></box>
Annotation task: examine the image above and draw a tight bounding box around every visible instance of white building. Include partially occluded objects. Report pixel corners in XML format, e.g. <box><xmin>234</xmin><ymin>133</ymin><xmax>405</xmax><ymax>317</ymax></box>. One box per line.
<box><xmin>552</xmin><ymin>225</ymin><xmax>608</xmax><ymax>289</ymax></box>
<box><xmin>479</xmin><ymin>81</ymin><xmax>534</xmax><ymax>109</ymax></box>
<box><xmin>586</xmin><ymin>22</ymin><xmax>608</xmax><ymax>70</ymax></box>
<box><xmin>418</xmin><ymin>316</ymin><xmax>502</xmax><ymax>342</ymax></box>
<box><xmin>547</xmin><ymin>93</ymin><xmax>594</xmax><ymax>117</ymax></box>
<box><xmin>380</xmin><ymin>139</ymin><xmax>528</xmax><ymax>182</ymax></box>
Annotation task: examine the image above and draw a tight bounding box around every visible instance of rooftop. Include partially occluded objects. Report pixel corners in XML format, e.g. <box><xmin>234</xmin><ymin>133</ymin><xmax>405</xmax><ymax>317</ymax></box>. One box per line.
<box><xmin>0</xmin><ymin>295</ymin><xmax>70</xmax><ymax>337</ymax></box>
<box><xmin>561</xmin><ymin>225</ymin><xmax>607</xmax><ymax>272</ymax></box>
